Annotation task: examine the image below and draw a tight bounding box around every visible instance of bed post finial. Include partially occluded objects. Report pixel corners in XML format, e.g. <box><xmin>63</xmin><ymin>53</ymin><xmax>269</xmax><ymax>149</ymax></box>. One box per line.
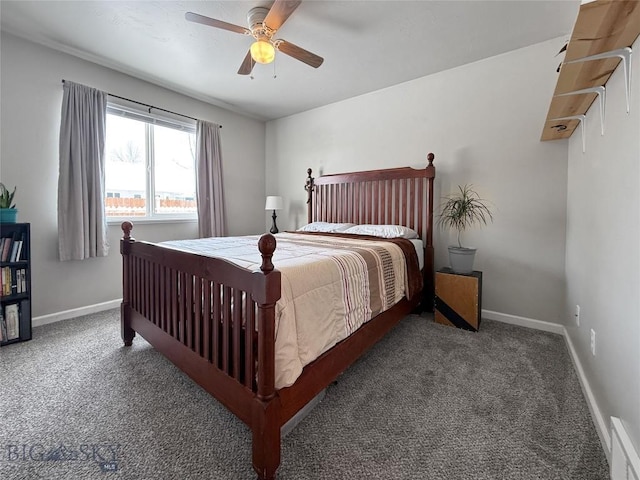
<box><xmin>427</xmin><ymin>152</ymin><xmax>435</xmax><ymax>166</ymax></box>
<box><xmin>304</xmin><ymin>168</ymin><xmax>313</xmax><ymax>196</ymax></box>
<box><xmin>121</xmin><ymin>221</ymin><xmax>134</xmax><ymax>240</ymax></box>
<box><xmin>258</xmin><ymin>234</ymin><xmax>277</xmax><ymax>273</ymax></box>
<box><xmin>305</xmin><ymin>168</ymin><xmax>314</xmax><ymax>224</ymax></box>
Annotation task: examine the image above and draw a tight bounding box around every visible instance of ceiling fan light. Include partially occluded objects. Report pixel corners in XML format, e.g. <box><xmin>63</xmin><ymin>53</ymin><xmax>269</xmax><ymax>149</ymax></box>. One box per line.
<box><xmin>250</xmin><ymin>40</ymin><xmax>275</xmax><ymax>64</ymax></box>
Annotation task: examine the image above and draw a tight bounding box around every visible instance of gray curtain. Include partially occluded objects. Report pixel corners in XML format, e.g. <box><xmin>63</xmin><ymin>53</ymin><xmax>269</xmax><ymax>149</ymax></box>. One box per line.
<box><xmin>58</xmin><ymin>81</ymin><xmax>109</xmax><ymax>261</ymax></box>
<box><xmin>195</xmin><ymin>120</ymin><xmax>226</xmax><ymax>237</ymax></box>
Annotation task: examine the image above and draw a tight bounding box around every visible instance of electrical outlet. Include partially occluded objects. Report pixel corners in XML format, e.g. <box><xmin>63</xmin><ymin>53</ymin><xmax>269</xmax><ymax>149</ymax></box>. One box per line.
<box><xmin>590</xmin><ymin>329</ymin><xmax>596</xmax><ymax>356</ymax></box>
<box><xmin>575</xmin><ymin>305</ymin><xmax>580</xmax><ymax>326</ymax></box>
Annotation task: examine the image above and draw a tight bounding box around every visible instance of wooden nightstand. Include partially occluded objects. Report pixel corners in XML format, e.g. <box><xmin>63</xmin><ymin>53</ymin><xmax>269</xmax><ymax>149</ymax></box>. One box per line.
<box><xmin>434</xmin><ymin>268</ymin><xmax>482</xmax><ymax>332</ymax></box>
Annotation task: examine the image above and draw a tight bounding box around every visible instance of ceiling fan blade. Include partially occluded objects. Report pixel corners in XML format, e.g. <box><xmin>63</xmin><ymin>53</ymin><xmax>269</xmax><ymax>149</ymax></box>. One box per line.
<box><xmin>264</xmin><ymin>0</ymin><xmax>302</xmax><ymax>31</ymax></box>
<box><xmin>185</xmin><ymin>12</ymin><xmax>250</xmax><ymax>35</ymax></box>
<box><xmin>238</xmin><ymin>50</ymin><xmax>255</xmax><ymax>75</ymax></box>
<box><xmin>276</xmin><ymin>40</ymin><xmax>324</xmax><ymax>68</ymax></box>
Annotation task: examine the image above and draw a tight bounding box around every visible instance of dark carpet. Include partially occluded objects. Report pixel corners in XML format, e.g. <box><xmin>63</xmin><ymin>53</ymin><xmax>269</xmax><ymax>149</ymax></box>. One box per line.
<box><xmin>0</xmin><ymin>309</ymin><xmax>609</xmax><ymax>479</ymax></box>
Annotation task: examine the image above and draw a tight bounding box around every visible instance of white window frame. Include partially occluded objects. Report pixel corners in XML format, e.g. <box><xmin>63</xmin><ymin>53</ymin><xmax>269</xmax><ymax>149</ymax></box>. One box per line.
<box><xmin>105</xmin><ymin>102</ymin><xmax>198</xmax><ymax>224</ymax></box>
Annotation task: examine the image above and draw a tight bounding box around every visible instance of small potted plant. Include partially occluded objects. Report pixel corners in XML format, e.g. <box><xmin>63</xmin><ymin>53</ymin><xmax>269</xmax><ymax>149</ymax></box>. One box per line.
<box><xmin>437</xmin><ymin>184</ymin><xmax>493</xmax><ymax>274</ymax></box>
<box><xmin>0</xmin><ymin>183</ymin><xmax>18</xmax><ymax>224</ymax></box>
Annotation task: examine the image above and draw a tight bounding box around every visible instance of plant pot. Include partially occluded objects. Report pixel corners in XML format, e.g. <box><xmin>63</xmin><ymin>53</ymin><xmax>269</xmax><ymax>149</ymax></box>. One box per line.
<box><xmin>0</xmin><ymin>208</ymin><xmax>18</xmax><ymax>224</ymax></box>
<box><xmin>448</xmin><ymin>246</ymin><xmax>476</xmax><ymax>274</ymax></box>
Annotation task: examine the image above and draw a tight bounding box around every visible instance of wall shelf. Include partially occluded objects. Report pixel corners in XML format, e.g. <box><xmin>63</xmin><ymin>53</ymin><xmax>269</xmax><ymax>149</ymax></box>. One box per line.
<box><xmin>541</xmin><ymin>0</ymin><xmax>640</xmax><ymax>142</ymax></box>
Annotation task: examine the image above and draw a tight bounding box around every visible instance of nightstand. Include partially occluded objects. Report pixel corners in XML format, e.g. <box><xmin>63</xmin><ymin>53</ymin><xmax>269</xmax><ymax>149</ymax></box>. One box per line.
<box><xmin>434</xmin><ymin>268</ymin><xmax>482</xmax><ymax>332</ymax></box>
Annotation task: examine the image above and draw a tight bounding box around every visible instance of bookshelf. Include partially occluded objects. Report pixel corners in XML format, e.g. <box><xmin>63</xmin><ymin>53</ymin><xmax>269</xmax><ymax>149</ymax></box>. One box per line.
<box><xmin>0</xmin><ymin>223</ymin><xmax>31</xmax><ymax>345</ymax></box>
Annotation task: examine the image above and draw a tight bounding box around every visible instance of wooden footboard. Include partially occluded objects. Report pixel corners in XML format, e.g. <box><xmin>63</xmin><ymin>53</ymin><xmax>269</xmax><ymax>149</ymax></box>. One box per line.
<box><xmin>120</xmin><ymin>221</ymin><xmax>282</xmax><ymax>478</ymax></box>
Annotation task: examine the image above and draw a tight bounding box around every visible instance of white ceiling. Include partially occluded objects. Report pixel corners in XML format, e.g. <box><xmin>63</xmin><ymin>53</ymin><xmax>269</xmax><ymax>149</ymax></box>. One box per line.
<box><xmin>0</xmin><ymin>1</ymin><xmax>579</xmax><ymax>121</ymax></box>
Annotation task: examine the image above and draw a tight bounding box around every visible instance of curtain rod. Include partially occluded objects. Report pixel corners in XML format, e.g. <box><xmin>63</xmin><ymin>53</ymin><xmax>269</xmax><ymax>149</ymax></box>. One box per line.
<box><xmin>61</xmin><ymin>79</ymin><xmax>222</xmax><ymax>128</ymax></box>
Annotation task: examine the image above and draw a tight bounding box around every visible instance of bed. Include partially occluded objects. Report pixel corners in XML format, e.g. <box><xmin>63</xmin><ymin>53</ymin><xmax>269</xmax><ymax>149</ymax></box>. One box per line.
<box><xmin>120</xmin><ymin>153</ymin><xmax>435</xmax><ymax>479</ymax></box>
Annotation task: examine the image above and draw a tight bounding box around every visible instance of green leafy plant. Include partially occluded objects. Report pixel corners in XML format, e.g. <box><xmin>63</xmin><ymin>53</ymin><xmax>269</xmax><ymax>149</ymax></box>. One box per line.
<box><xmin>437</xmin><ymin>184</ymin><xmax>493</xmax><ymax>248</ymax></box>
<box><xmin>0</xmin><ymin>183</ymin><xmax>17</xmax><ymax>209</ymax></box>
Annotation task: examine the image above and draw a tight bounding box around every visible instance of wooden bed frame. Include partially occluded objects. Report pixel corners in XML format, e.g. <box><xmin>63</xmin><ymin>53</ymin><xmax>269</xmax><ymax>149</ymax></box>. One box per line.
<box><xmin>120</xmin><ymin>153</ymin><xmax>435</xmax><ymax>479</ymax></box>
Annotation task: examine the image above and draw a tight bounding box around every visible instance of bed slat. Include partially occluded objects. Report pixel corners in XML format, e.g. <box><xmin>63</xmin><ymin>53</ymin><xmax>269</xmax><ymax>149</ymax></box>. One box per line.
<box><xmin>213</xmin><ymin>282</ymin><xmax>221</xmax><ymax>367</ymax></box>
<box><xmin>158</xmin><ymin>265</ymin><xmax>165</xmax><ymax>332</ymax></box>
<box><xmin>222</xmin><ymin>286</ymin><xmax>231</xmax><ymax>374</ymax></box>
<box><xmin>203</xmin><ymin>280</ymin><xmax>212</xmax><ymax>361</ymax></box>
<box><xmin>173</xmin><ymin>270</ymin><xmax>179</xmax><ymax>340</ymax></box>
<box><xmin>244</xmin><ymin>297</ymin><xmax>256</xmax><ymax>389</ymax></box>
<box><xmin>418</xmin><ymin>178</ymin><xmax>423</xmax><ymax>231</ymax></box>
<box><xmin>233</xmin><ymin>289</ymin><xmax>243</xmax><ymax>381</ymax></box>
<box><xmin>194</xmin><ymin>278</ymin><xmax>202</xmax><ymax>355</ymax></box>
<box><xmin>186</xmin><ymin>274</ymin><xmax>194</xmax><ymax>349</ymax></box>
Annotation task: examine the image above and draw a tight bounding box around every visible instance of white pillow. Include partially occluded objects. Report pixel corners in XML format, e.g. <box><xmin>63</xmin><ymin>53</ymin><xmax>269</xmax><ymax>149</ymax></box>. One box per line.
<box><xmin>297</xmin><ymin>222</ymin><xmax>357</xmax><ymax>233</ymax></box>
<box><xmin>342</xmin><ymin>224</ymin><xmax>419</xmax><ymax>239</ymax></box>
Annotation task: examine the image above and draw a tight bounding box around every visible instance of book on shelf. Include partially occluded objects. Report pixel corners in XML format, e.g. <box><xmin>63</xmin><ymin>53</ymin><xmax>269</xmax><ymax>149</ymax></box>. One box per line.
<box><xmin>14</xmin><ymin>240</ymin><xmax>23</xmax><ymax>262</ymax></box>
<box><xmin>10</xmin><ymin>241</ymin><xmax>19</xmax><ymax>262</ymax></box>
<box><xmin>1</xmin><ymin>267</ymin><xmax>9</xmax><ymax>296</ymax></box>
<box><xmin>4</xmin><ymin>303</ymin><xmax>19</xmax><ymax>340</ymax></box>
<box><xmin>2</xmin><ymin>267</ymin><xmax>11</xmax><ymax>295</ymax></box>
<box><xmin>1</xmin><ymin>238</ymin><xmax>12</xmax><ymax>262</ymax></box>
<box><xmin>15</xmin><ymin>269</ymin><xmax>22</xmax><ymax>294</ymax></box>
<box><xmin>20</xmin><ymin>268</ymin><xmax>26</xmax><ymax>293</ymax></box>
<box><xmin>19</xmin><ymin>232</ymin><xmax>26</xmax><ymax>260</ymax></box>
<box><xmin>4</xmin><ymin>267</ymin><xmax>10</xmax><ymax>296</ymax></box>
<box><xmin>10</xmin><ymin>267</ymin><xmax>16</xmax><ymax>295</ymax></box>
<box><xmin>0</xmin><ymin>308</ymin><xmax>6</xmax><ymax>342</ymax></box>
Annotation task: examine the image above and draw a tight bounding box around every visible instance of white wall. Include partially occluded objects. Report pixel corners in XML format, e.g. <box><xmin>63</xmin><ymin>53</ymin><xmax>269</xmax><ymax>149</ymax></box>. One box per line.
<box><xmin>565</xmin><ymin>36</ymin><xmax>640</xmax><ymax>455</ymax></box>
<box><xmin>266</xmin><ymin>37</ymin><xmax>569</xmax><ymax>324</ymax></box>
<box><xmin>0</xmin><ymin>32</ymin><xmax>266</xmax><ymax>318</ymax></box>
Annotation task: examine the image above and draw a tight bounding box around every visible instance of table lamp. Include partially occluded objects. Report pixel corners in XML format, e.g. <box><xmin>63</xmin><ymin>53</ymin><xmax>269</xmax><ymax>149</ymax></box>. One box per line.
<box><xmin>265</xmin><ymin>196</ymin><xmax>283</xmax><ymax>234</ymax></box>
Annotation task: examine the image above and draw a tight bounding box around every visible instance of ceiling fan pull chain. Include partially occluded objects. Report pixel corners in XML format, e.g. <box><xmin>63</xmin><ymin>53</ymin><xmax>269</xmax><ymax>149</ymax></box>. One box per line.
<box><xmin>273</xmin><ymin>56</ymin><xmax>277</xmax><ymax>79</ymax></box>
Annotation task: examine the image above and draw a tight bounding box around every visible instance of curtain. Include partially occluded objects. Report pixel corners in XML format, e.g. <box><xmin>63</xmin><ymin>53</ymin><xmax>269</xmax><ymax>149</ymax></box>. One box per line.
<box><xmin>57</xmin><ymin>81</ymin><xmax>109</xmax><ymax>261</ymax></box>
<box><xmin>195</xmin><ymin>120</ymin><xmax>226</xmax><ymax>237</ymax></box>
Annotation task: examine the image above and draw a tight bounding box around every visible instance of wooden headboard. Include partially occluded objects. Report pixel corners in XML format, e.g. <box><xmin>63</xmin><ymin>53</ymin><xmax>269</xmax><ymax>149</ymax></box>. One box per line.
<box><xmin>304</xmin><ymin>153</ymin><xmax>436</xmax><ymax>310</ymax></box>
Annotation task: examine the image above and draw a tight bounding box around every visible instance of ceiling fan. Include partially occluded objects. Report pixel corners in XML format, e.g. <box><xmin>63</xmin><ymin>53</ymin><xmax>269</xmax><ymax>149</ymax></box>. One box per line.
<box><xmin>185</xmin><ymin>0</ymin><xmax>324</xmax><ymax>75</ymax></box>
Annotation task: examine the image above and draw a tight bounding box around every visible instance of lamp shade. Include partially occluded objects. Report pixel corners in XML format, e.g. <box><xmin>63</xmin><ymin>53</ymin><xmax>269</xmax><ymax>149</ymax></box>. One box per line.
<box><xmin>265</xmin><ymin>196</ymin><xmax>283</xmax><ymax>211</ymax></box>
<box><xmin>250</xmin><ymin>40</ymin><xmax>276</xmax><ymax>64</ymax></box>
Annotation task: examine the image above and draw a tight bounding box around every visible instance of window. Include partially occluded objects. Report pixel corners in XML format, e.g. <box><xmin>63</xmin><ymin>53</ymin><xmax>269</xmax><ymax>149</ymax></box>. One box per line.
<box><xmin>105</xmin><ymin>104</ymin><xmax>197</xmax><ymax>220</ymax></box>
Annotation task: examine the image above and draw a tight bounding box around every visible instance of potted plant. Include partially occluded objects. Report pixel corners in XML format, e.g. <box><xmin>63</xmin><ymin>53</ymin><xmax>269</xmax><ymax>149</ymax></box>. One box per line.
<box><xmin>0</xmin><ymin>183</ymin><xmax>18</xmax><ymax>224</ymax></box>
<box><xmin>437</xmin><ymin>184</ymin><xmax>493</xmax><ymax>274</ymax></box>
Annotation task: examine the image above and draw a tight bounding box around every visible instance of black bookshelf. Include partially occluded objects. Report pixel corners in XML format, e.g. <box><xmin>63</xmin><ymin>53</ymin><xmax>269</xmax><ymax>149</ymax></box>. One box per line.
<box><xmin>0</xmin><ymin>223</ymin><xmax>31</xmax><ymax>345</ymax></box>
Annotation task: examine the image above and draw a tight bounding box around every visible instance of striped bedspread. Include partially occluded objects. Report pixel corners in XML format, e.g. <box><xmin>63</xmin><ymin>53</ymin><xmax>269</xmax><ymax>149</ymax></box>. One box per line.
<box><xmin>162</xmin><ymin>232</ymin><xmax>421</xmax><ymax>389</ymax></box>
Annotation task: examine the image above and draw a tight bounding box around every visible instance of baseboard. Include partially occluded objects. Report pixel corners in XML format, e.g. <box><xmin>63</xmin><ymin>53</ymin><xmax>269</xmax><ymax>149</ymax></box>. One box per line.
<box><xmin>562</xmin><ymin>328</ymin><xmax>611</xmax><ymax>461</ymax></box>
<box><xmin>483</xmin><ymin>308</ymin><xmax>611</xmax><ymax>463</ymax></box>
<box><xmin>33</xmin><ymin>299</ymin><xmax>121</xmax><ymax>328</ymax></box>
<box><xmin>481</xmin><ymin>309</ymin><xmax>565</xmax><ymax>335</ymax></box>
